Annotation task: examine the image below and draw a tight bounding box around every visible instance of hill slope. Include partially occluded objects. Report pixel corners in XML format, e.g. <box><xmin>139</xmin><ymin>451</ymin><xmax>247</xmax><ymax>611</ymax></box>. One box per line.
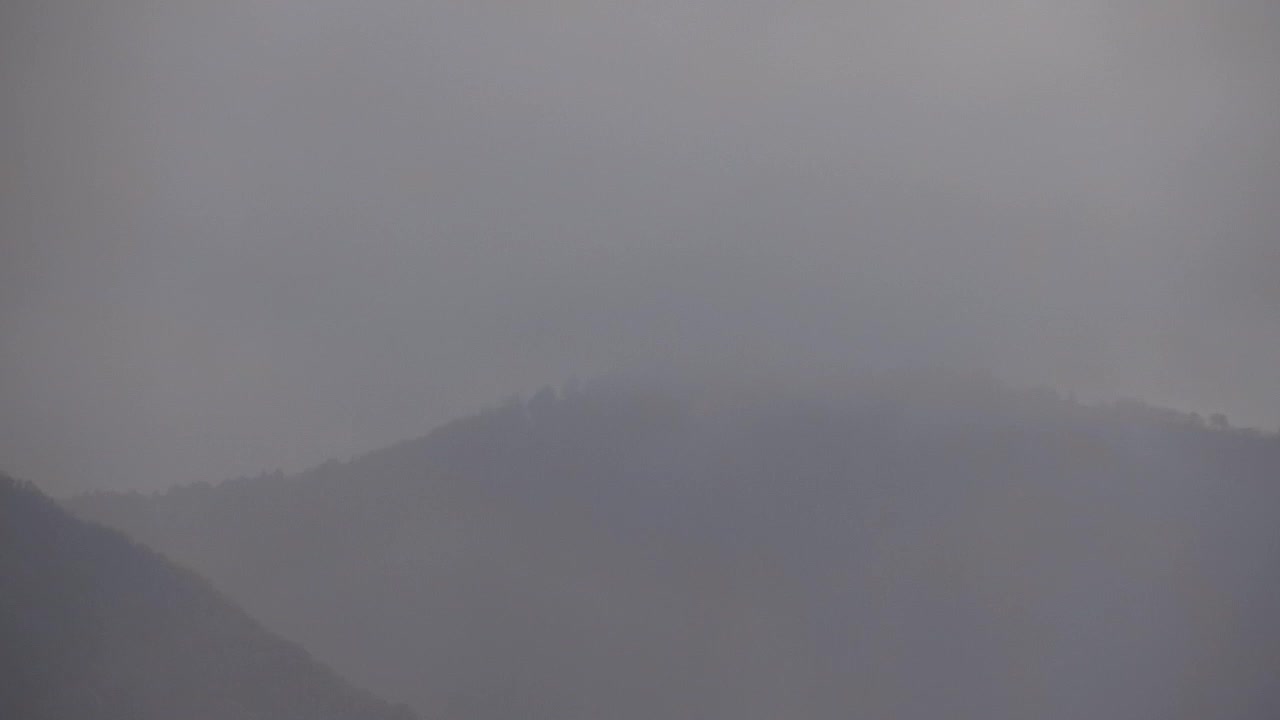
<box><xmin>0</xmin><ymin>475</ymin><xmax>416</xmax><ymax>720</ymax></box>
<box><xmin>71</xmin><ymin>374</ymin><xmax>1280</xmax><ymax>719</ymax></box>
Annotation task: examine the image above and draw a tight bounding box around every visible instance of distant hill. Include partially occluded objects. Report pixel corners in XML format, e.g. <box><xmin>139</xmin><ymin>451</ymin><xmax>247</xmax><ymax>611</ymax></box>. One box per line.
<box><xmin>70</xmin><ymin>373</ymin><xmax>1280</xmax><ymax>719</ymax></box>
<box><xmin>0</xmin><ymin>475</ymin><xmax>416</xmax><ymax>720</ymax></box>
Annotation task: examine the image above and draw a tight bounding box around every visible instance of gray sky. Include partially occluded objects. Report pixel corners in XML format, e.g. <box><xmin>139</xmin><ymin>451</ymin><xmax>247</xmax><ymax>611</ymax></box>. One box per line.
<box><xmin>3</xmin><ymin>0</ymin><xmax>1278</xmax><ymax>493</ymax></box>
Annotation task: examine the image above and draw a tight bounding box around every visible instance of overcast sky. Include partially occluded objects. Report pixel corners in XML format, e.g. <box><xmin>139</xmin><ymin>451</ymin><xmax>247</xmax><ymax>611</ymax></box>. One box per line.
<box><xmin>3</xmin><ymin>0</ymin><xmax>1278</xmax><ymax>493</ymax></box>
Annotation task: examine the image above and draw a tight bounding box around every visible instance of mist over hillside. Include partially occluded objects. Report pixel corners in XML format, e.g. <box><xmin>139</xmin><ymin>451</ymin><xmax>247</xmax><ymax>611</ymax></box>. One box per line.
<box><xmin>71</xmin><ymin>374</ymin><xmax>1280</xmax><ymax>719</ymax></box>
<box><xmin>6</xmin><ymin>0</ymin><xmax>1280</xmax><ymax>494</ymax></box>
<box><xmin>0</xmin><ymin>475</ymin><xmax>416</xmax><ymax>720</ymax></box>
<box><xmin>7</xmin><ymin>0</ymin><xmax>1280</xmax><ymax>716</ymax></box>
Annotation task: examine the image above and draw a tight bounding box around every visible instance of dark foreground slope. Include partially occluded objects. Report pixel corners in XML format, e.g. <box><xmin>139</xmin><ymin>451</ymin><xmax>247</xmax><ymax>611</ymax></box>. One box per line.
<box><xmin>72</xmin><ymin>374</ymin><xmax>1280</xmax><ymax>720</ymax></box>
<box><xmin>0</xmin><ymin>475</ymin><xmax>415</xmax><ymax>720</ymax></box>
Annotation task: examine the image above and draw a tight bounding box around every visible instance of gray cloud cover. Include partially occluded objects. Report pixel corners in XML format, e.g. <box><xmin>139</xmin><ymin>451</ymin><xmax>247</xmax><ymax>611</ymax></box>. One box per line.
<box><xmin>3</xmin><ymin>0</ymin><xmax>1278</xmax><ymax>492</ymax></box>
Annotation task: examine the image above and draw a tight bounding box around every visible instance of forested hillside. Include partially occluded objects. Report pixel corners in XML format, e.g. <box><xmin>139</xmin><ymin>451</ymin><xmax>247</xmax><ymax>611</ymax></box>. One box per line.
<box><xmin>0</xmin><ymin>475</ymin><xmax>416</xmax><ymax>720</ymax></box>
<box><xmin>71</xmin><ymin>374</ymin><xmax>1280</xmax><ymax>720</ymax></box>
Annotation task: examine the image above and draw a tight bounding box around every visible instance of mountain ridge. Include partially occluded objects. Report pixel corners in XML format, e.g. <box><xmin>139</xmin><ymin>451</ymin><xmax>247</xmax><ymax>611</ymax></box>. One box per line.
<box><xmin>68</xmin><ymin>374</ymin><xmax>1280</xmax><ymax>719</ymax></box>
<box><xmin>0</xmin><ymin>474</ymin><xmax>418</xmax><ymax>720</ymax></box>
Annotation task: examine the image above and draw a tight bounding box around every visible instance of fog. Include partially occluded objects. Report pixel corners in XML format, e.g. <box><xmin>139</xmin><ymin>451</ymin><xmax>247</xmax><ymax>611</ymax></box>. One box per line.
<box><xmin>2</xmin><ymin>1</ymin><xmax>1278</xmax><ymax>491</ymax></box>
<box><xmin>5</xmin><ymin>5</ymin><xmax>1280</xmax><ymax>718</ymax></box>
